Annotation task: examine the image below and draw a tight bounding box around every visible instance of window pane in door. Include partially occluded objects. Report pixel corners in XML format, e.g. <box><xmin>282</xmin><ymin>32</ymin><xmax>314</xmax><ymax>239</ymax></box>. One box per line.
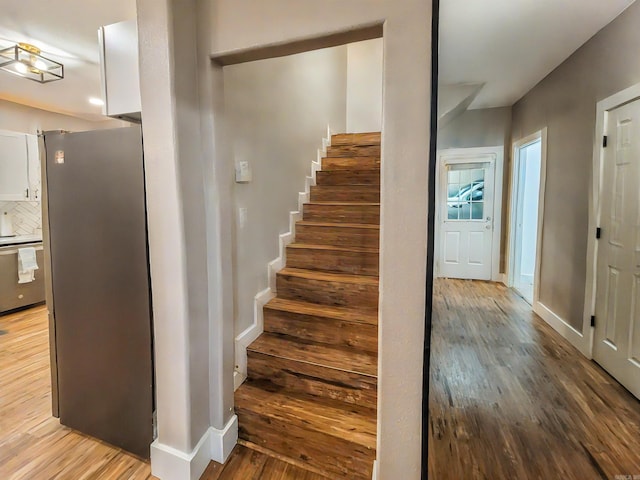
<box><xmin>447</xmin><ymin>163</ymin><xmax>488</xmax><ymax>221</ymax></box>
<box><xmin>471</xmin><ymin>202</ymin><xmax>484</xmax><ymax>219</ymax></box>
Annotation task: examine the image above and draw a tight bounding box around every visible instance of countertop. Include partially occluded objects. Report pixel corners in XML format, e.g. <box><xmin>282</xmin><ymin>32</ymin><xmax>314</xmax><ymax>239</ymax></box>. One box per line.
<box><xmin>0</xmin><ymin>234</ymin><xmax>44</xmax><ymax>247</ymax></box>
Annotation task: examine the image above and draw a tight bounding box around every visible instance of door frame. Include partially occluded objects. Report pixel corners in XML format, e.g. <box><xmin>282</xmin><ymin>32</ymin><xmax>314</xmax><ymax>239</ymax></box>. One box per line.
<box><xmin>507</xmin><ymin>128</ymin><xmax>547</xmax><ymax>305</ymax></box>
<box><xmin>435</xmin><ymin>146</ymin><xmax>504</xmax><ymax>281</ymax></box>
<box><xmin>585</xmin><ymin>81</ymin><xmax>640</xmax><ymax>360</ymax></box>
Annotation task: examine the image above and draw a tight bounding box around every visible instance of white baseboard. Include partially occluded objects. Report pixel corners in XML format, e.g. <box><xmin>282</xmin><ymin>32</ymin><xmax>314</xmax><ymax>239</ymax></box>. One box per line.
<box><xmin>533</xmin><ymin>301</ymin><xmax>591</xmax><ymax>358</ymax></box>
<box><xmin>372</xmin><ymin>460</ymin><xmax>378</xmax><ymax>480</ymax></box>
<box><xmin>232</xmin><ymin>127</ymin><xmax>332</xmax><ymax>388</ymax></box>
<box><xmin>211</xmin><ymin>415</ymin><xmax>238</xmax><ymax>464</ymax></box>
<box><xmin>151</xmin><ymin>416</ymin><xmax>238</xmax><ymax>480</ymax></box>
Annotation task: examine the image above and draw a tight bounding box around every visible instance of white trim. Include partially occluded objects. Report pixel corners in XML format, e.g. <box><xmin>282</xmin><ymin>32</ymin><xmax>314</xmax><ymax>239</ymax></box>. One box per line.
<box><xmin>150</xmin><ymin>415</ymin><xmax>238</xmax><ymax>480</ymax></box>
<box><xmin>534</xmin><ymin>302</ymin><xmax>591</xmax><ymax>358</ymax></box>
<box><xmin>372</xmin><ymin>460</ymin><xmax>378</xmax><ymax>480</ymax></box>
<box><xmin>434</xmin><ymin>146</ymin><xmax>504</xmax><ymax>282</ymax></box>
<box><xmin>210</xmin><ymin>415</ymin><xmax>239</xmax><ymax>464</ymax></box>
<box><xmin>584</xmin><ymin>83</ymin><xmax>640</xmax><ymax>360</ymax></box>
<box><xmin>233</xmin><ymin>127</ymin><xmax>331</xmax><ymax>388</ymax></box>
<box><xmin>507</xmin><ymin>128</ymin><xmax>547</xmax><ymax>309</ymax></box>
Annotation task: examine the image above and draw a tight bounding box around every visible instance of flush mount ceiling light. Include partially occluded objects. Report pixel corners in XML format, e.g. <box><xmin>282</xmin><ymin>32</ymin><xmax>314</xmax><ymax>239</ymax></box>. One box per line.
<box><xmin>0</xmin><ymin>43</ymin><xmax>63</xmax><ymax>83</ymax></box>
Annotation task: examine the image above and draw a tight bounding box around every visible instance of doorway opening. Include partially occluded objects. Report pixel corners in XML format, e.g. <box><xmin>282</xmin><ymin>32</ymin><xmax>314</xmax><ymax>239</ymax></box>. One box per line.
<box><xmin>509</xmin><ymin>129</ymin><xmax>546</xmax><ymax>305</ymax></box>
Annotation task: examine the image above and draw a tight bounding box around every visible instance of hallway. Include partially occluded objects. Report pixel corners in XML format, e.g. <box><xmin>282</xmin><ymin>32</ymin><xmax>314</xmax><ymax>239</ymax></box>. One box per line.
<box><xmin>428</xmin><ymin>279</ymin><xmax>640</xmax><ymax>479</ymax></box>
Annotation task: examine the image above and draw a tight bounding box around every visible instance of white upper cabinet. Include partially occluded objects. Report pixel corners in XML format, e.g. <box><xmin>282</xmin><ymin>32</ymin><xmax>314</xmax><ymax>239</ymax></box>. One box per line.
<box><xmin>98</xmin><ymin>19</ymin><xmax>142</xmax><ymax>122</ymax></box>
<box><xmin>0</xmin><ymin>131</ymin><xmax>30</xmax><ymax>201</ymax></box>
<box><xmin>27</xmin><ymin>134</ymin><xmax>41</xmax><ymax>201</ymax></box>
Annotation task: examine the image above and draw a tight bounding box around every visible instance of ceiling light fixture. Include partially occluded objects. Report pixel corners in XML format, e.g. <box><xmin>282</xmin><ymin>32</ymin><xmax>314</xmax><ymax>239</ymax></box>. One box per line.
<box><xmin>0</xmin><ymin>43</ymin><xmax>63</xmax><ymax>83</ymax></box>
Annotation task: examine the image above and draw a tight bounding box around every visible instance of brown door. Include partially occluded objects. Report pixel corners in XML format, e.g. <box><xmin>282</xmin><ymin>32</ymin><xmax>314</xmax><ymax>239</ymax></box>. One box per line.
<box><xmin>45</xmin><ymin>127</ymin><xmax>153</xmax><ymax>458</ymax></box>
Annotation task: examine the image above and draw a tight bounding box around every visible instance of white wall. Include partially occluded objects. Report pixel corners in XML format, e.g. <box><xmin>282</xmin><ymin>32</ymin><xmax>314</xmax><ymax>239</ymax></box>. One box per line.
<box><xmin>224</xmin><ymin>46</ymin><xmax>348</xmax><ymax>336</ymax></box>
<box><xmin>346</xmin><ymin>38</ymin><xmax>383</xmax><ymax>133</ymax></box>
<box><xmin>0</xmin><ymin>99</ymin><xmax>126</xmax><ymax>134</ymax></box>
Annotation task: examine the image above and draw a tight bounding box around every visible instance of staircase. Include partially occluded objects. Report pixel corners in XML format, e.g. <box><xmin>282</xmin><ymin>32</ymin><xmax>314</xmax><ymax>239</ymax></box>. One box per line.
<box><xmin>235</xmin><ymin>132</ymin><xmax>381</xmax><ymax>479</ymax></box>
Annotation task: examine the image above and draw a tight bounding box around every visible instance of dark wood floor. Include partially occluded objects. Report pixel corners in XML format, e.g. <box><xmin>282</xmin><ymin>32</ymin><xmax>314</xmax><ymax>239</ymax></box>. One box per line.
<box><xmin>202</xmin><ymin>443</ymin><xmax>328</xmax><ymax>479</ymax></box>
<box><xmin>428</xmin><ymin>279</ymin><xmax>640</xmax><ymax>479</ymax></box>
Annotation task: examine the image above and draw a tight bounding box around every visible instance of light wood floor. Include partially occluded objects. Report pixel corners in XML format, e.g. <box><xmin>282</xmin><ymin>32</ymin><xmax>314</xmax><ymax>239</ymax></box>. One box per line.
<box><xmin>429</xmin><ymin>279</ymin><xmax>640</xmax><ymax>479</ymax></box>
<box><xmin>0</xmin><ymin>306</ymin><xmax>329</xmax><ymax>479</ymax></box>
<box><xmin>0</xmin><ymin>306</ymin><xmax>154</xmax><ymax>480</ymax></box>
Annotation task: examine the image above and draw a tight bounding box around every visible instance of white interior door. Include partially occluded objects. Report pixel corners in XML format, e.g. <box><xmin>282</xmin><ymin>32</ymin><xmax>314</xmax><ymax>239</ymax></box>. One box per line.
<box><xmin>439</xmin><ymin>158</ymin><xmax>496</xmax><ymax>280</ymax></box>
<box><xmin>595</xmin><ymin>98</ymin><xmax>640</xmax><ymax>399</ymax></box>
<box><xmin>512</xmin><ymin>139</ymin><xmax>542</xmax><ymax>304</ymax></box>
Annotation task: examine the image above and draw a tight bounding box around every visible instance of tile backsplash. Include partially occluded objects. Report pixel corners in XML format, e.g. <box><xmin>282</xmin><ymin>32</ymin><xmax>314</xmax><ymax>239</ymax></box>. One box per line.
<box><xmin>0</xmin><ymin>201</ymin><xmax>42</xmax><ymax>236</ymax></box>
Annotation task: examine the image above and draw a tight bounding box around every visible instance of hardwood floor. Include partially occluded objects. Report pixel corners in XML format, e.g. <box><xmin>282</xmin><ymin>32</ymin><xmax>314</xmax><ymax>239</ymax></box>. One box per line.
<box><xmin>0</xmin><ymin>306</ymin><xmax>155</xmax><ymax>480</ymax></box>
<box><xmin>0</xmin><ymin>306</ymin><xmax>335</xmax><ymax>479</ymax></box>
<box><xmin>429</xmin><ymin>279</ymin><xmax>640</xmax><ymax>479</ymax></box>
<box><xmin>201</xmin><ymin>443</ymin><xmax>329</xmax><ymax>480</ymax></box>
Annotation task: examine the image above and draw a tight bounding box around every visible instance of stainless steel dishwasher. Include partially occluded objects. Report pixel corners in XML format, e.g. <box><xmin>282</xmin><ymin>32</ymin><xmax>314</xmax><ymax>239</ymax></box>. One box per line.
<box><xmin>0</xmin><ymin>242</ymin><xmax>46</xmax><ymax>313</ymax></box>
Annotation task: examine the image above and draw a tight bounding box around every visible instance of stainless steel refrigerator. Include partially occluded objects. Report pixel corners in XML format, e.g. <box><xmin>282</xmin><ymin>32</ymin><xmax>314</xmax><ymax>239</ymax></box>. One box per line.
<box><xmin>44</xmin><ymin>127</ymin><xmax>153</xmax><ymax>459</ymax></box>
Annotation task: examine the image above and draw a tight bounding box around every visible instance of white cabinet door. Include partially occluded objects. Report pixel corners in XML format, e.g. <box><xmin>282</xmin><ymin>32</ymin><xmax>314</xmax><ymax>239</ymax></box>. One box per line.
<box><xmin>0</xmin><ymin>131</ymin><xmax>30</xmax><ymax>201</ymax></box>
<box><xmin>594</xmin><ymin>98</ymin><xmax>640</xmax><ymax>400</ymax></box>
<box><xmin>26</xmin><ymin>134</ymin><xmax>41</xmax><ymax>201</ymax></box>
<box><xmin>99</xmin><ymin>19</ymin><xmax>141</xmax><ymax>121</ymax></box>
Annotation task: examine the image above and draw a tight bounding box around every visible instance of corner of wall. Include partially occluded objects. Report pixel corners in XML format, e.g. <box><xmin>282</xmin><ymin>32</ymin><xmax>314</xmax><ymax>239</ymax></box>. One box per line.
<box><xmin>533</xmin><ymin>301</ymin><xmax>592</xmax><ymax>358</ymax></box>
<box><xmin>232</xmin><ymin>127</ymin><xmax>332</xmax><ymax>389</ymax></box>
<box><xmin>150</xmin><ymin>415</ymin><xmax>238</xmax><ymax>480</ymax></box>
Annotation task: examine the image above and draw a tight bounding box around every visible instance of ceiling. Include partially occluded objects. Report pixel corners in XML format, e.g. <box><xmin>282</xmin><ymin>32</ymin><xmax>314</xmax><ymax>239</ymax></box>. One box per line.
<box><xmin>0</xmin><ymin>0</ymin><xmax>636</xmax><ymax>118</ymax></box>
<box><xmin>0</xmin><ymin>0</ymin><xmax>136</xmax><ymax>121</ymax></box>
<box><xmin>440</xmin><ymin>0</ymin><xmax>636</xmax><ymax>109</ymax></box>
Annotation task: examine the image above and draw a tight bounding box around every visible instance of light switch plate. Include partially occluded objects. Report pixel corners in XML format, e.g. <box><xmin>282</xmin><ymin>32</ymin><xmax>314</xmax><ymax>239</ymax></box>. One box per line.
<box><xmin>238</xmin><ymin>207</ymin><xmax>248</xmax><ymax>228</ymax></box>
<box><xmin>235</xmin><ymin>161</ymin><xmax>252</xmax><ymax>183</ymax></box>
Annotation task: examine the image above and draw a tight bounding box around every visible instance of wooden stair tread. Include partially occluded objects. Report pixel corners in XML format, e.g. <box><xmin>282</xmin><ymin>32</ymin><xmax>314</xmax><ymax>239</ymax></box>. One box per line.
<box><xmin>236</xmin><ymin>382</ymin><xmax>377</xmax><ymax>449</ymax></box>
<box><xmin>321</xmin><ymin>157</ymin><xmax>380</xmax><ymax>169</ymax></box>
<box><xmin>288</xmin><ymin>243</ymin><xmax>378</xmax><ymax>254</ymax></box>
<box><xmin>306</xmin><ymin>201</ymin><xmax>380</xmax><ymax>206</ymax></box>
<box><xmin>331</xmin><ymin>132</ymin><xmax>381</xmax><ymax>146</ymax></box>
<box><xmin>296</xmin><ymin>221</ymin><xmax>379</xmax><ymax>230</ymax></box>
<box><xmin>317</xmin><ymin>168</ymin><xmax>381</xmax><ymax>176</ymax></box>
<box><xmin>248</xmin><ymin>333</ymin><xmax>377</xmax><ymax>377</ymax></box>
<box><xmin>265</xmin><ymin>297</ymin><xmax>378</xmax><ymax>326</ymax></box>
<box><xmin>326</xmin><ymin>145</ymin><xmax>380</xmax><ymax>158</ymax></box>
<box><xmin>278</xmin><ymin>267</ymin><xmax>379</xmax><ymax>286</ymax></box>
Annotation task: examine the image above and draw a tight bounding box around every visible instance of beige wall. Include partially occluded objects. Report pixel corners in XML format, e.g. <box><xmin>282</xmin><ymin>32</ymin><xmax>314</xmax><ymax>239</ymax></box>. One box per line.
<box><xmin>0</xmin><ymin>99</ymin><xmax>125</xmax><ymax>134</ymax></box>
<box><xmin>512</xmin><ymin>0</ymin><xmax>640</xmax><ymax>331</ymax></box>
<box><xmin>438</xmin><ymin>107</ymin><xmax>512</xmax><ymax>271</ymax></box>
<box><xmin>137</xmin><ymin>0</ymin><xmax>431</xmax><ymax>478</ymax></box>
<box><xmin>224</xmin><ymin>46</ymin><xmax>348</xmax><ymax>336</ymax></box>
<box><xmin>438</xmin><ymin>107</ymin><xmax>511</xmax><ymax>151</ymax></box>
<box><xmin>208</xmin><ymin>2</ymin><xmax>431</xmax><ymax>478</ymax></box>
